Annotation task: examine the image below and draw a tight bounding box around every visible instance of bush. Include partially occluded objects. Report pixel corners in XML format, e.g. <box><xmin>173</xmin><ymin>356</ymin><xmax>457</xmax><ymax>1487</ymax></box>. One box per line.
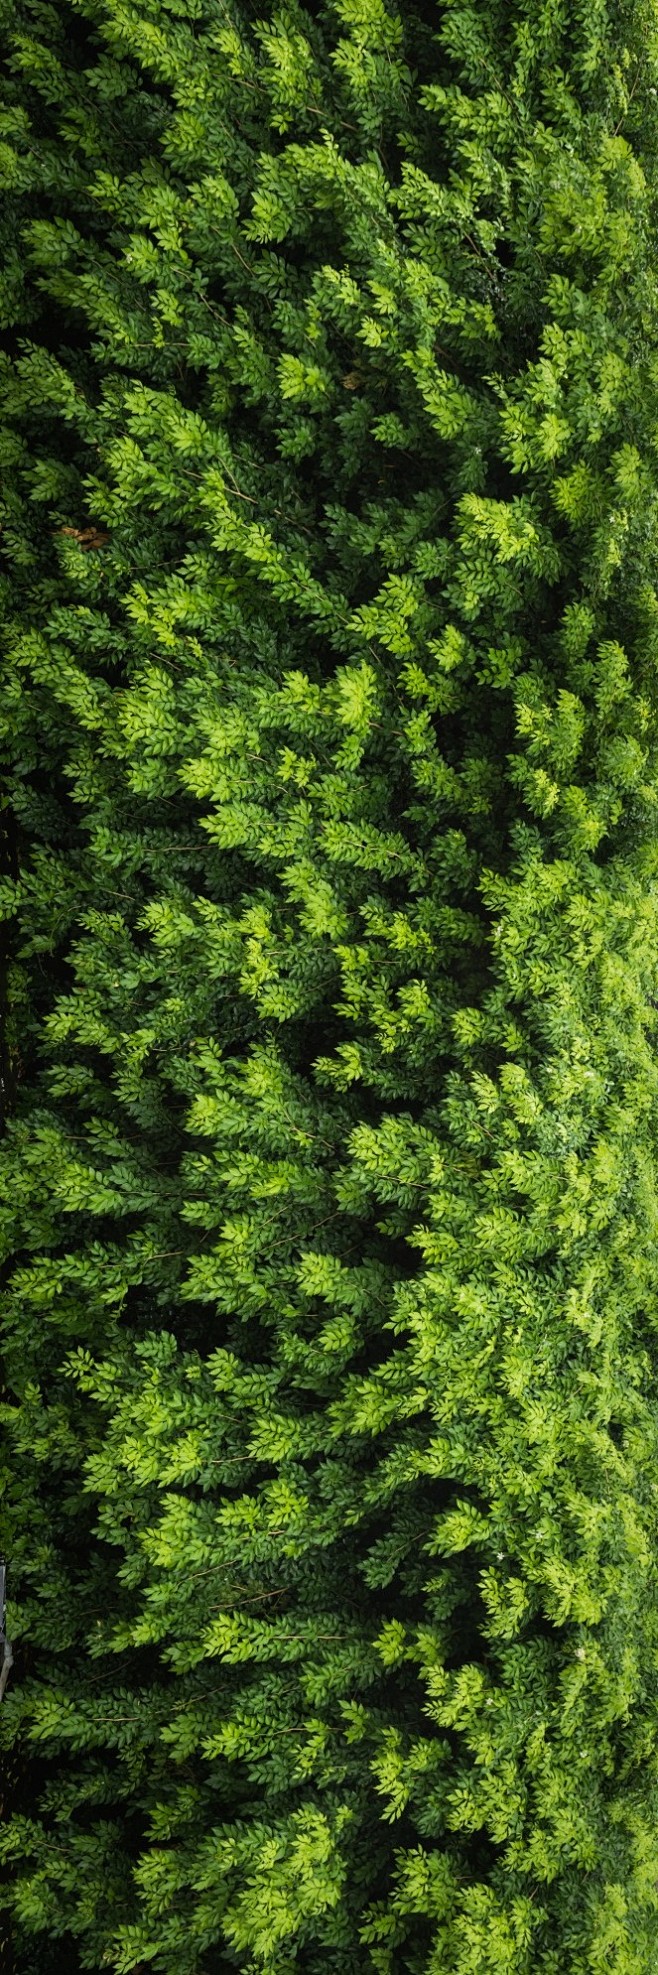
<box><xmin>4</xmin><ymin>0</ymin><xmax>658</xmax><ymax>1969</ymax></box>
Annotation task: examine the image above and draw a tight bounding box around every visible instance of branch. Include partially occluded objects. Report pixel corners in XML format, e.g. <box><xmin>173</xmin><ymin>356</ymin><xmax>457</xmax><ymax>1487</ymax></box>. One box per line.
<box><xmin>0</xmin><ymin>1639</ymin><xmax>13</xmax><ymax>1703</ymax></box>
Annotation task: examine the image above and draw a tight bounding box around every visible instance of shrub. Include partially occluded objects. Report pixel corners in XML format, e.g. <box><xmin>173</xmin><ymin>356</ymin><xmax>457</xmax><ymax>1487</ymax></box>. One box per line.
<box><xmin>4</xmin><ymin>0</ymin><xmax>658</xmax><ymax>1969</ymax></box>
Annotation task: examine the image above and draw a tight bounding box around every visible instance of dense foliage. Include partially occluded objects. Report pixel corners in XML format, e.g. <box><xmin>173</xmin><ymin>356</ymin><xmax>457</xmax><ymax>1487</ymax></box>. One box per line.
<box><xmin>4</xmin><ymin>0</ymin><xmax>658</xmax><ymax>1968</ymax></box>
